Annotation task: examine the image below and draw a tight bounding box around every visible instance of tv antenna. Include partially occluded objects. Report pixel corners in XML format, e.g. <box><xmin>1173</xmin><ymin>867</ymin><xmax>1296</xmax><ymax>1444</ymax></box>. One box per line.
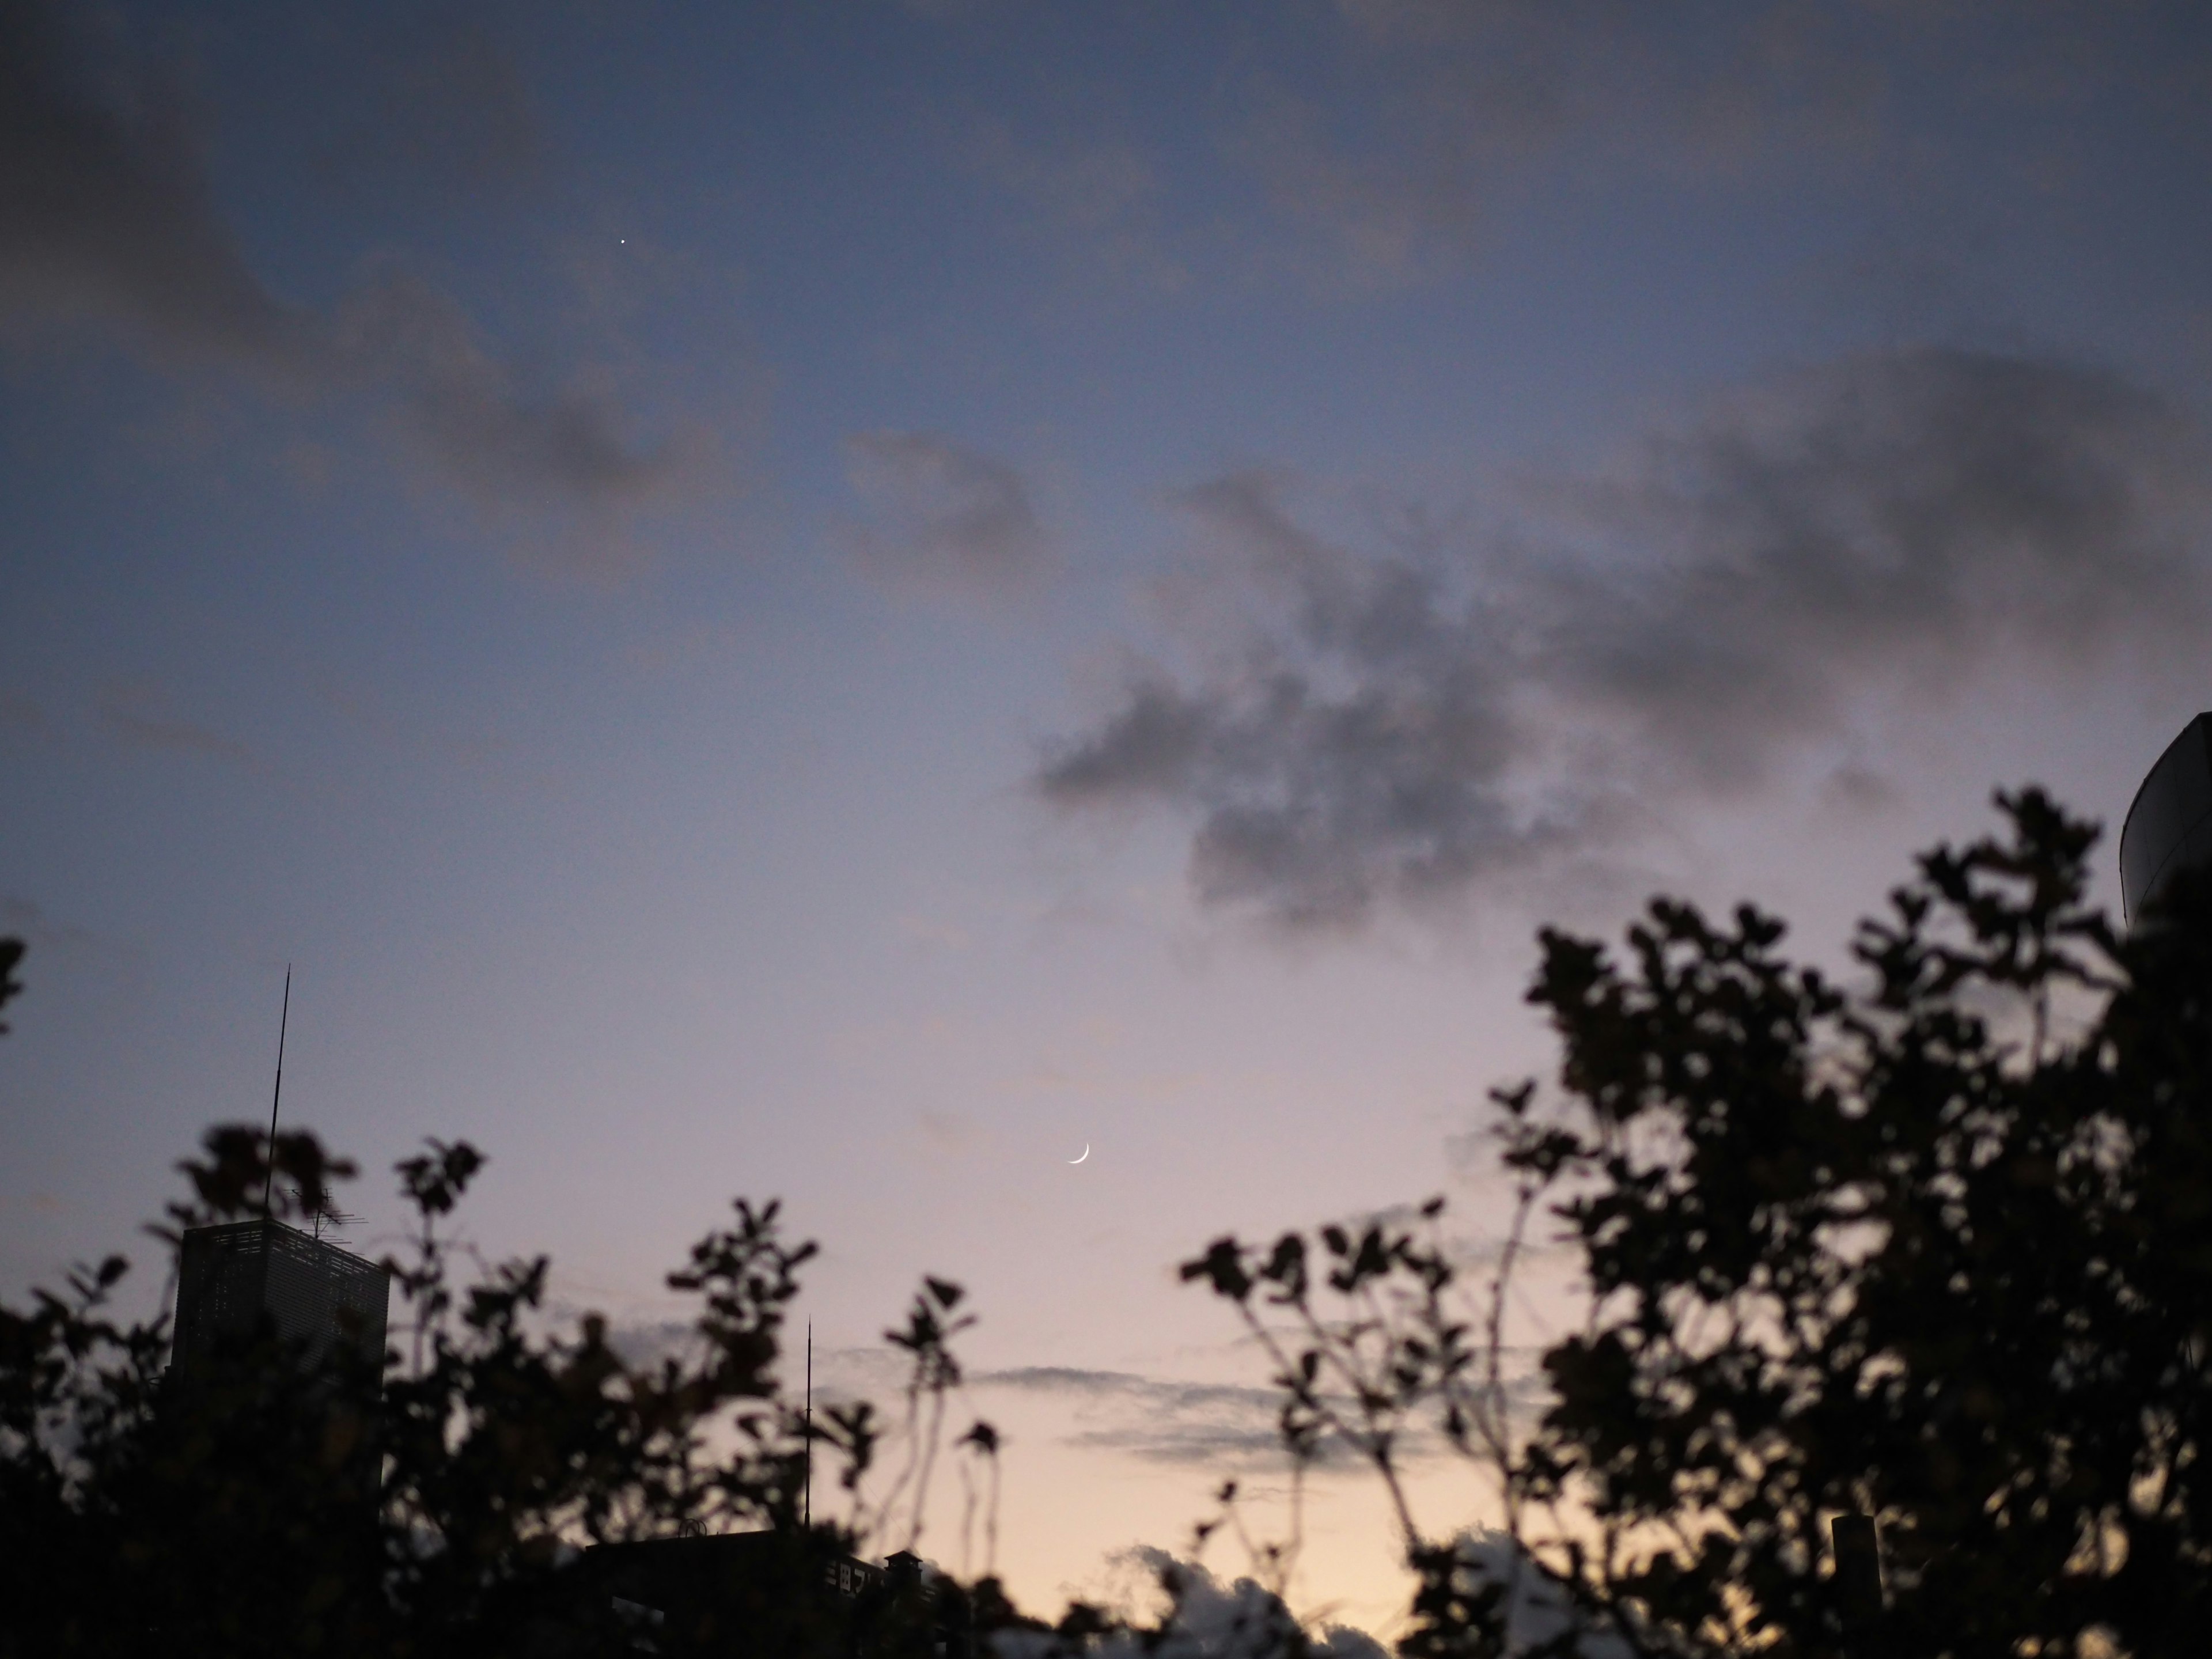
<box><xmin>290</xmin><ymin>1187</ymin><xmax>359</xmax><ymax>1242</ymax></box>
<box><xmin>260</xmin><ymin>967</ymin><xmax>291</xmax><ymax>1221</ymax></box>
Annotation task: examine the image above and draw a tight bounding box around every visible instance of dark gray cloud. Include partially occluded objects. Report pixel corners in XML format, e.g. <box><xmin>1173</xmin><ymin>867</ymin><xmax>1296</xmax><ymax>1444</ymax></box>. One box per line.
<box><xmin>842</xmin><ymin>431</ymin><xmax>1054</xmax><ymax>602</ymax></box>
<box><xmin>976</xmin><ymin>1366</ymin><xmax>1292</xmax><ymax>1466</ymax></box>
<box><xmin>1040</xmin><ymin>347</ymin><xmax>2212</xmax><ymax>928</ymax></box>
<box><xmin>0</xmin><ymin>0</ymin><xmax>317</xmax><ymax>369</ymax></box>
<box><xmin>0</xmin><ymin>894</ymin><xmax>98</xmax><ymax>956</ymax></box>
<box><xmin>341</xmin><ymin>272</ymin><xmax>699</xmax><ymax>551</ymax></box>
<box><xmin>0</xmin><ymin>0</ymin><xmax>693</xmax><ymax>574</ymax></box>
<box><xmin>973</xmin><ymin>1364</ymin><xmax>1475</xmax><ymax>1469</ymax></box>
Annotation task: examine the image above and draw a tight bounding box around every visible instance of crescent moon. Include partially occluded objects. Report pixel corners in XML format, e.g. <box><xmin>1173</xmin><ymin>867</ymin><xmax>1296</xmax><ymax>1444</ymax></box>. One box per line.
<box><xmin>1069</xmin><ymin>1143</ymin><xmax>1090</xmax><ymax>1165</ymax></box>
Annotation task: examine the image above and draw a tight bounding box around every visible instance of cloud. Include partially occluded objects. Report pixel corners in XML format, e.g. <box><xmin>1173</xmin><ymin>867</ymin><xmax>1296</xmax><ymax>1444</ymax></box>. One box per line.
<box><xmin>97</xmin><ymin>687</ymin><xmax>259</xmax><ymax>771</ymax></box>
<box><xmin>979</xmin><ymin>1366</ymin><xmax>1284</xmax><ymax>1464</ymax></box>
<box><xmin>0</xmin><ymin>0</ymin><xmax>318</xmax><ymax>369</ymax></box>
<box><xmin>979</xmin><ymin>1365</ymin><xmax>1373</xmax><ymax>1467</ymax></box>
<box><xmin>1226</xmin><ymin>0</ymin><xmax>1875</xmax><ymax>282</ymax></box>
<box><xmin>0</xmin><ymin>1</ymin><xmax>701</xmax><ymax>577</ymax></box>
<box><xmin>1039</xmin><ymin>347</ymin><xmax>2212</xmax><ymax>928</ymax></box>
<box><xmin>963</xmin><ymin>117</ymin><xmax>1187</xmax><ymax>293</ymax></box>
<box><xmin>0</xmin><ymin>893</ymin><xmax>98</xmax><ymax>956</ymax></box>
<box><xmin>1236</xmin><ymin>1</ymin><xmax>2190</xmax><ymax>283</ymax></box>
<box><xmin>842</xmin><ymin>431</ymin><xmax>1054</xmax><ymax>603</ymax></box>
<box><xmin>340</xmin><ymin>271</ymin><xmax>702</xmax><ymax>570</ymax></box>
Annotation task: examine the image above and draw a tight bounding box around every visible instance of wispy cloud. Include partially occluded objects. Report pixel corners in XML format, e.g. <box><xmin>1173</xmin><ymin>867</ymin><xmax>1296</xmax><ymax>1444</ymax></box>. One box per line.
<box><xmin>97</xmin><ymin>687</ymin><xmax>259</xmax><ymax>771</ymax></box>
<box><xmin>0</xmin><ymin>0</ymin><xmax>706</xmax><ymax>578</ymax></box>
<box><xmin>0</xmin><ymin>0</ymin><xmax>320</xmax><ymax>370</ymax></box>
<box><xmin>340</xmin><ymin>271</ymin><xmax>706</xmax><ymax>575</ymax></box>
<box><xmin>1040</xmin><ymin>347</ymin><xmax>2212</xmax><ymax>928</ymax></box>
<box><xmin>842</xmin><ymin>431</ymin><xmax>1055</xmax><ymax>604</ymax></box>
<box><xmin>976</xmin><ymin>1365</ymin><xmax>1290</xmax><ymax>1466</ymax></box>
<box><xmin>963</xmin><ymin>116</ymin><xmax>1187</xmax><ymax>293</ymax></box>
<box><xmin>0</xmin><ymin>893</ymin><xmax>100</xmax><ymax>956</ymax></box>
<box><xmin>1233</xmin><ymin>0</ymin><xmax>2185</xmax><ymax>285</ymax></box>
<box><xmin>978</xmin><ymin>1360</ymin><xmax>1524</xmax><ymax>1470</ymax></box>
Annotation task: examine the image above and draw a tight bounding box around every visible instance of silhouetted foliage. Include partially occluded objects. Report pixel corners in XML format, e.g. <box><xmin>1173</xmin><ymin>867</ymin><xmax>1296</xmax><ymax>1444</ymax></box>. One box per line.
<box><xmin>22</xmin><ymin>784</ymin><xmax>2210</xmax><ymax>1657</ymax></box>
<box><xmin>1188</xmin><ymin>790</ymin><xmax>2212</xmax><ymax>1657</ymax></box>
<box><xmin>0</xmin><ymin>935</ymin><xmax>22</xmax><ymax>1031</ymax></box>
<box><xmin>0</xmin><ymin>1069</ymin><xmax>1010</xmax><ymax>1656</ymax></box>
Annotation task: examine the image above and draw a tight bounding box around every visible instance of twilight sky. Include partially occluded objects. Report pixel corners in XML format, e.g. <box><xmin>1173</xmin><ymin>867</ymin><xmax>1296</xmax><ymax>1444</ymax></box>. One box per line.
<box><xmin>6</xmin><ymin>0</ymin><xmax>2212</xmax><ymax>1633</ymax></box>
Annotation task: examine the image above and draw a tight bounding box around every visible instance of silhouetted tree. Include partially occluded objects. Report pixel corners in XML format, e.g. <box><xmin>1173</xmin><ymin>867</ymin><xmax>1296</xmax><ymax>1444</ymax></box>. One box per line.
<box><xmin>0</xmin><ymin>935</ymin><xmax>22</xmax><ymax>1031</ymax></box>
<box><xmin>0</xmin><ymin>952</ymin><xmax>1404</xmax><ymax>1659</ymax></box>
<box><xmin>1187</xmin><ymin>790</ymin><xmax>2212</xmax><ymax>1657</ymax></box>
<box><xmin>0</xmin><ymin>1057</ymin><xmax>1007</xmax><ymax>1656</ymax></box>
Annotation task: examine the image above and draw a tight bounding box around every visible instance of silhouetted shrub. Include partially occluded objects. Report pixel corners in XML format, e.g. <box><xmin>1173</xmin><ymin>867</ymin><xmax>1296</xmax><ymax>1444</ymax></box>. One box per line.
<box><xmin>0</xmin><ymin>1056</ymin><xmax>1002</xmax><ymax>1657</ymax></box>
<box><xmin>1188</xmin><ymin>791</ymin><xmax>2212</xmax><ymax>1657</ymax></box>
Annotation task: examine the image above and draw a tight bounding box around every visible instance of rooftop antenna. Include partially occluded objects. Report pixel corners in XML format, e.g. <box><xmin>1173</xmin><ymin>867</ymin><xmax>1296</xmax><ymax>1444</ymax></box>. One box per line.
<box><xmin>292</xmin><ymin>1187</ymin><xmax>359</xmax><ymax>1243</ymax></box>
<box><xmin>260</xmin><ymin>967</ymin><xmax>291</xmax><ymax>1222</ymax></box>
<box><xmin>804</xmin><ymin>1321</ymin><xmax>813</xmax><ymax>1531</ymax></box>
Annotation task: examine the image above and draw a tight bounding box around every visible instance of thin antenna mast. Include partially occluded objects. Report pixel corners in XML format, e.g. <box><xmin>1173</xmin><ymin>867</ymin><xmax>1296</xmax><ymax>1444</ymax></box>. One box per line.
<box><xmin>805</xmin><ymin>1321</ymin><xmax>813</xmax><ymax>1531</ymax></box>
<box><xmin>260</xmin><ymin>967</ymin><xmax>291</xmax><ymax>1221</ymax></box>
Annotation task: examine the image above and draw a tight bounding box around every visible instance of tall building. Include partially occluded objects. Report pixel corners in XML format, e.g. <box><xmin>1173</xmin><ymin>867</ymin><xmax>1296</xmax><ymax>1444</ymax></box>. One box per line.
<box><xmin>171</xmin><ymin>1217</ymin><xmax>391</xmax><ymax>1374</ymax></box>
<box><xmin>2120</xmin><ymin>713</ymin><xmax>2212</xmax><ymax>926</ymax></box>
